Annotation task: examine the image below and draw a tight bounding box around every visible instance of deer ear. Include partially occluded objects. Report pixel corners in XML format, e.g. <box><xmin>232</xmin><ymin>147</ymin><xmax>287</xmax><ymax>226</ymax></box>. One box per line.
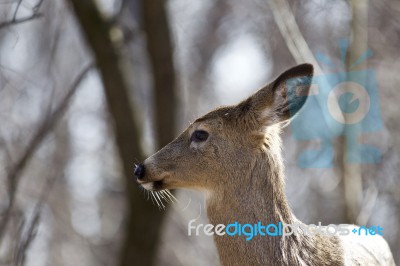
<box><xmin>241</xmin><ymin>63</ymin><xmax>313</xmax><ymax>126</ymax></box>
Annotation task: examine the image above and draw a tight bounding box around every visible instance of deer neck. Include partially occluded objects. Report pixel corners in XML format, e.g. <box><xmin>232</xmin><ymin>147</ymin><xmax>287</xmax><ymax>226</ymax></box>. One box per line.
<box><xmin>207</xmin><ymin>131</ymin><xmax>293</xmax><ymax>227</ymax></box>
<box><xmin>205</xmin><ymin>133</ymin><xmax>343</xmax><ymax>265</ymax></box>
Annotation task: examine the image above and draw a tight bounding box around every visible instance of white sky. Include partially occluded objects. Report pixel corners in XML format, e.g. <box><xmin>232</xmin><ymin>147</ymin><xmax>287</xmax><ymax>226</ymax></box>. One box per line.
<box><xmin>212</xmin><ymin>34</ymin><xmax>271</xmax><ymax>105</ymax></box>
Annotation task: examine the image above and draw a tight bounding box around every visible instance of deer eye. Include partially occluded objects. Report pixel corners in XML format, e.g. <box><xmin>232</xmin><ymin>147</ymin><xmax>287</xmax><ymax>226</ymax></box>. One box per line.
<box><xmin>191</xmin><ymin>130</ymin><xmax>209</xmax><ymax>142</ymax></box>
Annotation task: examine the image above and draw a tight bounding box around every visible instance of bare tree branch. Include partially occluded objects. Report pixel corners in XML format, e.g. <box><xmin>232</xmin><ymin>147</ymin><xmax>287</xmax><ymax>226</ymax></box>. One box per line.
<box><xmin>14</xmin><ymin>210</ymin><xmax>39</xmax><ymax>266</ymax></box>
<box><xmin>0</xmin><ymin>63</ymin><xmax>93</xmax><ymax>244</ymax></box>
<box><xmin>0</xmin><ymin>13</ymin><xmax>43</xmax><ymax>30</ymax></box>
<box><xmin>269</xmin><ymin>0</ymin><xmax>321</xmax><ymax>73</ymax></box>
<box><xmin>12</xmin><ymin>0</ymin><xmax>24</xmax><ymax>21</ymax></box>
<box><xmin>0</xmin><ymin>0</ymin><xmax>45</xmax><ymax>30</ymax></box>
<box><xmin>14</xmin><ymin>171</ymin><xmax>60</xmax><ymax>266</ymax></box>
<box><xmin>32</xmin><ymin>0</ymin><xmax>45</xmax><ymax>12</ymax></box>
<box><xmin>13</xmin><ymin>118</ymin><xmax>68</xmax><ymax>266</ymax></box>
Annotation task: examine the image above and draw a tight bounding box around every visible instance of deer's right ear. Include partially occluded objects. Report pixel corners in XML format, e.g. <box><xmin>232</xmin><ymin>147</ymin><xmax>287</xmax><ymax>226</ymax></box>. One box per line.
<box><xmin>239</xmin><ymin>63</ymin><xmax>313</xmax><ymax>127</ymax></box>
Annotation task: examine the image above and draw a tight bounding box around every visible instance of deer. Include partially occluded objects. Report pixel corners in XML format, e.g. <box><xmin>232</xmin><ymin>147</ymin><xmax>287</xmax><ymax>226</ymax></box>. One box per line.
<box><xmin>134</xmin><ymin>64</ymin><xmax>395</xmax><ymax>266</ymax></box>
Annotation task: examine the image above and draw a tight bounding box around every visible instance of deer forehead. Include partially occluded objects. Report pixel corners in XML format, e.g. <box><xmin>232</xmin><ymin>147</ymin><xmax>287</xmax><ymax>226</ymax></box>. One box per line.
<box><xmin>188</xmin><ymin>122</ymin><xmax>212</xmax><ymax>133</ymax></box>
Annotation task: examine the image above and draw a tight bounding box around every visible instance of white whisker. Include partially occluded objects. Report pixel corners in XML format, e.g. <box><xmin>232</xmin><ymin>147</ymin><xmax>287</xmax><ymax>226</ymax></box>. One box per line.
<box><xmin>151</xmin><ymin>191</ymin><xmax>160</xmax><ymax>209</ymax></box>
<box><xmin>181</xmin><ymin>194</ymin><xmax>192</xmax><ymax>211</ymax></box>
<box><xmin>154</xmin><ymin>191</ymin><xmax>165</xmax><ymax>209</ymax></box>
<box><xmin>166</xmin><ymin>190</ymin><xmax>178</xmax><ymax>203</ymax></box>
<box><xmin>159</xmin><ymin>190</ymin><xmax>171</xmax><ymax>204</ymax></box>
<box><xmin>150</xmin><ymin>192</ymin><xmax>155</xmax><ymax>205</ymax></box>
<box><xmin>161</xmin><ymin>190</ymin><xmax>175</xmax><ymax>204</ymax></box>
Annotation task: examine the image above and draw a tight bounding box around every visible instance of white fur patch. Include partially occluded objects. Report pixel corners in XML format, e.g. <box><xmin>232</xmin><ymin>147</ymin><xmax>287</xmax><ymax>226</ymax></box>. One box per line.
<box><xmin>141</xmin><ymin>182</ymin><xmax>154</xmax><ymax>190</ymax></box>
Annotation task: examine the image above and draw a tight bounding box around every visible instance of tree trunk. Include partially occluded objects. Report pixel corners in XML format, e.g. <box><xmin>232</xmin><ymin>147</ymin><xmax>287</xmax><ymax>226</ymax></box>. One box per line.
<box><xmin>343</xmin><ymin>0</ymin><xmax>369</xmax><ymax>224</ymax></box>
<box><xmin>141</xmin><ymin>0</ymin><xmax>178</xmax><ymax>148</ymax></box>
<box><xmin>66</xmin><ymin>1</ymin><xmax>170</xmax><ymax>265</ymax></box>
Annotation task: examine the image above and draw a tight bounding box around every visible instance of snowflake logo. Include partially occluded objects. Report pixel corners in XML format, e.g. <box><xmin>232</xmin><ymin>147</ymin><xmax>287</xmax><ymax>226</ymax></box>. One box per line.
<box><xmin>287</xmin><ymin>39</ymin><xmax>383</xmax><ymax>168</ymax></box>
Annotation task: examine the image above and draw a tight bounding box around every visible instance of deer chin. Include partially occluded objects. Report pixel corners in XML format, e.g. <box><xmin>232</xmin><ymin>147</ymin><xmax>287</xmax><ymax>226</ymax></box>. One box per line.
<box><xmin>139</xmin><ymin>180</ymin><xmax>165</xmax><ymax>191</ymax></box>
<box><xmin>137</xmin><ymin>171</ymin><xmax>171</xmax><ymax>191</ymax></box>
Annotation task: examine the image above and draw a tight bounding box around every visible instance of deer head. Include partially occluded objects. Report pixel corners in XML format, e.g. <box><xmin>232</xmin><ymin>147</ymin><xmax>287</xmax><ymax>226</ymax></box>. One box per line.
<box><xmin>135</xmin><ymin>64</ymin><xmax>313</xmax><ymax>194</ymax></box>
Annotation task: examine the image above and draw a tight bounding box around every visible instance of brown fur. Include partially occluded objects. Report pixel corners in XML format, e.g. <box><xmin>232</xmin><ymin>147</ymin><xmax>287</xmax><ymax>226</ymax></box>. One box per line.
<box><xmin>138</xmin><ymin>64</ymin><xmax>395</xmax><ymax>266</ymax></box>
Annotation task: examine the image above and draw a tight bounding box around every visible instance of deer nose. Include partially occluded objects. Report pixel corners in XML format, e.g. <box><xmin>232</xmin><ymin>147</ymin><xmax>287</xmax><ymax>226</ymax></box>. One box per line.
<box><xmin>134</xmin><ymin>163</ymin><xmax>145</xmax><ymax>180</ymax></box>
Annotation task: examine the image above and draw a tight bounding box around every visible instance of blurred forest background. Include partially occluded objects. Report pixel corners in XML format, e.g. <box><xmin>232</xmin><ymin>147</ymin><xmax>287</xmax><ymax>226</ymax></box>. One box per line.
<box><xmin>0</xmin><ymin>0</ymin><xmax>399</xmax><ymax>265</ymax></box>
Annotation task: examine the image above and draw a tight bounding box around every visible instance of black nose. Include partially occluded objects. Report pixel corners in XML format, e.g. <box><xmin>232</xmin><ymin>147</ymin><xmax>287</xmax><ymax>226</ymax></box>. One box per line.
<box><xmin>134</xmin><ymin>163</ymin><xmax>145</xmax><ymax>180</ymax></box>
